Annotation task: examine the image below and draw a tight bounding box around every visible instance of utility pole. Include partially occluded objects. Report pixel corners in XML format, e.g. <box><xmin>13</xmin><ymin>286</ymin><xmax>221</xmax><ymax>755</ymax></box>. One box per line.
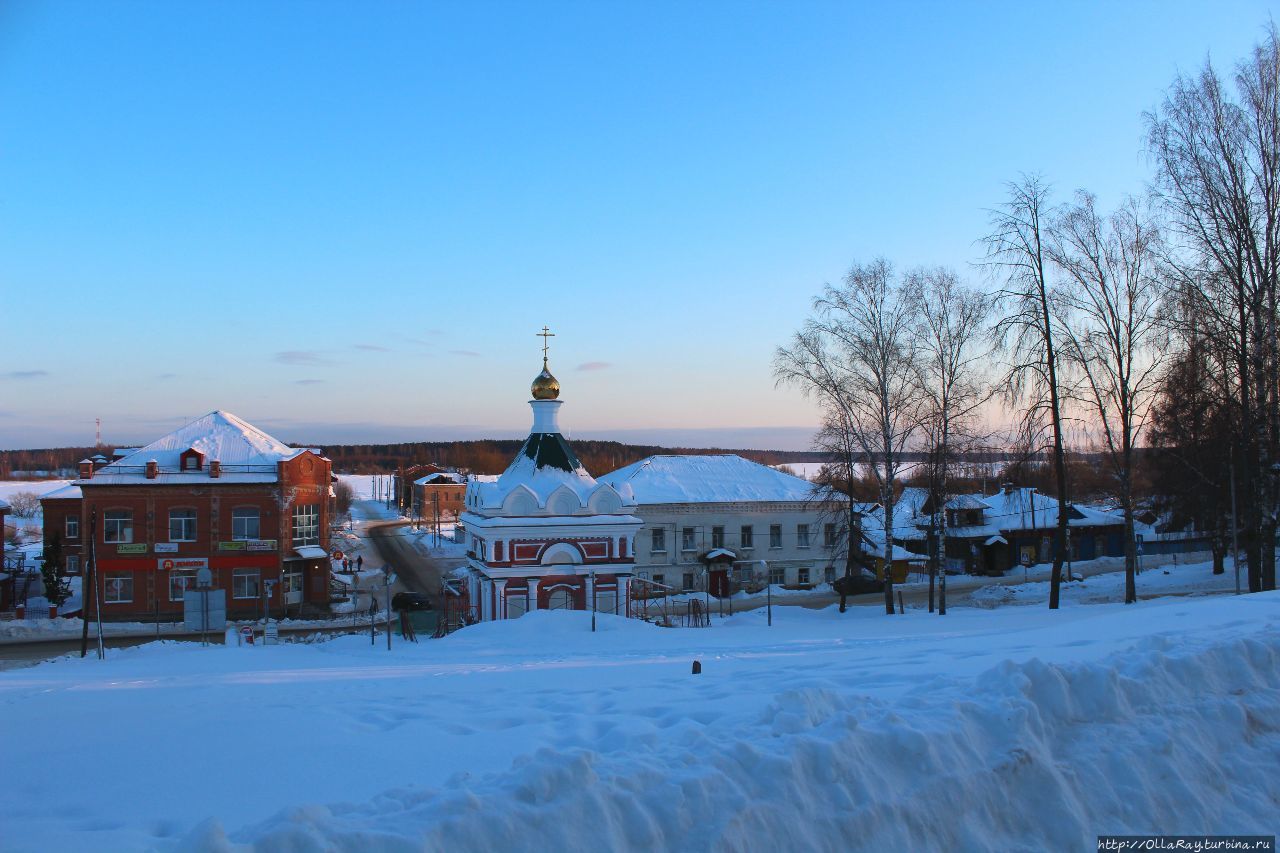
<box><xmin>384</xmin><ymin>566</ymin><xmax>393</xmax><ymax>650</ymax></box>
<box><xmin>81</xmin><ymin>511</ymin><xmax>96</xmax><ymax>658</ymax></box>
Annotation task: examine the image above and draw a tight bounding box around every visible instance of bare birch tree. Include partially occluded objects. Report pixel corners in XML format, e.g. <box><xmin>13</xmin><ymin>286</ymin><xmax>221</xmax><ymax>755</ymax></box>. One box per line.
<box><xmin>776</xmin><ymin>259</ymin><xmax>921</xmax><ymax>615</ymax></box>
<box><xmin>906</xmin><ymin>267</ymin><xmax>994</xmax><ymax>615</ymax></box>
<box><xmin>1147</xmin><ymin>26</ymin><xmax>1280</xmax><ymax>592</ymax></box>
<box><xmin>1049</xmin><ymin>193</ymin><xmax>1166</xmax><ymax>604</ymax></box>
<box><xmin>984</xmin><ymin>175</ymin><xmax>1074</xmax><ymax>610</ymax></box>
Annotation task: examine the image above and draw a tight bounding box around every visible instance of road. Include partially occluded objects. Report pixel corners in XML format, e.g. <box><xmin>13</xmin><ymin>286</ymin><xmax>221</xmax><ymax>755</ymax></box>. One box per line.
<box><xmin>365</xmin><ymin>519</ymin><xmax>465</xmax><ymax>611</ymax></box>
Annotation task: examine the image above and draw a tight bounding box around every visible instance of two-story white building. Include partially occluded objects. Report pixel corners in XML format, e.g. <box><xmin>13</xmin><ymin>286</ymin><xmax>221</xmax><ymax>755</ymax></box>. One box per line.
<box><xmin>597</xmin><ymin>455</ymin><xmax>844</xmax><ymax>593</ymax></box>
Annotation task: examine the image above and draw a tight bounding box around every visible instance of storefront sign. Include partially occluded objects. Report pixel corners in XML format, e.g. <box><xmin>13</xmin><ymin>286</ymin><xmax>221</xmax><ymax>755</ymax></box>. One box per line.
<box><xmin>247</xmin><ymin>540</ymin><xmax>277</xmax><ymax>552</ymax></box>
<box><xmin>116</xmin><ymin>544</ymin><xmax>147</xmax><ymax>555</ymax></box>
<box><xmin>158</xmin><ymin>557</ymin><xmax>209</xmax><ymax>572</ymax></box>
<box><xmin>155</xmin><ymin>543</ymin><xmax>179</xmax><ymax>553</ymax></box>
<box><xmin>218</xmin><ymin>541</ymin><xmax>247</xmax><ymax>551</ymax></box>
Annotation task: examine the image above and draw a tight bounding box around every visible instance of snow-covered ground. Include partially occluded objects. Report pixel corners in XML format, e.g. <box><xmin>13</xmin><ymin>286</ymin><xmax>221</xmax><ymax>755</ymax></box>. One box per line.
<box><xmin>1</xmin><ymin>587</ymin><xmax>1276</xmax><ymax>851</ymax></box>
<box><xmin>1</xmin><ymin>479</ymin><xmax>70</xmax><ymax>562</ymax></box>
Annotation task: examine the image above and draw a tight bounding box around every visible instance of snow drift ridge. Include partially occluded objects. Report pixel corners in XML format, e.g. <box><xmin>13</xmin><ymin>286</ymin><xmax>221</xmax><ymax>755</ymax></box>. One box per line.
<box><xmin>182</xmin><ymin>625</ymin><xmax>1280</xmax><ymax>852</ymax></box>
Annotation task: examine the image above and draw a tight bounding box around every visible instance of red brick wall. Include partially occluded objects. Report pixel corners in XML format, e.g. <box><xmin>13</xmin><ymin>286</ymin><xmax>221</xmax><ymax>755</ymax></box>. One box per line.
<box><xmin>77</xmin><ymin>450</ymin><xmax>335</xmax><ymax>621</ymax></box>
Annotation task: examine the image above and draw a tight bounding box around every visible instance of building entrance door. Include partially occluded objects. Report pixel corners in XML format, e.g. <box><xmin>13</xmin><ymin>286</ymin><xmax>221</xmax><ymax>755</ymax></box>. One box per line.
<box><xmin>283</xmin><ymin>567</ymin><xmax>303</xmax><ymax>605</ymax></box>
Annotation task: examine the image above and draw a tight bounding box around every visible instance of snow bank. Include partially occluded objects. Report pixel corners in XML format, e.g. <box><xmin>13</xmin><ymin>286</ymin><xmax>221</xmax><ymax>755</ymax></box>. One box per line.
<box><xmin>212</xmin><ymin>615</ymin><xmax>1280</xmax><ymax>852</ymax></box>
<box><xmin>3</xmin><ymin>593</ymin><xmax>1277</xmax><ymax>851</ymax></box>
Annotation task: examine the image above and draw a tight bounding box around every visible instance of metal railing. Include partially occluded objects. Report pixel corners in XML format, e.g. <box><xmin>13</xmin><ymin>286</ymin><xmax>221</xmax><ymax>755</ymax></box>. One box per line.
<box><xmin>628</xmin><ymin>577</ymin><xmax>678</xmax><ymax>626</ymax></box>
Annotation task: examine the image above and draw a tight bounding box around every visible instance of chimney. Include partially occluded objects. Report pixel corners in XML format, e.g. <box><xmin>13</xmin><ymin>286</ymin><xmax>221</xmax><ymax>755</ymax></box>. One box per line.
<box><xmin>146</xmin><ymin>460</ymin><xmax>158</xmax><ymax>480</ymax></box>
<box><xmin>78</xmin><ymin>459</ymin><xmax>94</xmax><ymax>480</ymax></box>
<box><xmin>210</xmin><ymin>460</ymin><xmax>221</xmax><ymax>479</ymax></box>
<box><xmin>1002</xmin><ymin>482</ymin><xmax>1015</xmax><ymax>495</ymax></box>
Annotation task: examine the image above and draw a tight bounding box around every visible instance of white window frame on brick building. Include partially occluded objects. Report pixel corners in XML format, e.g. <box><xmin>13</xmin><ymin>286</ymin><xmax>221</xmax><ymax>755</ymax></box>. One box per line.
<box><xmin>65</xmin><ymin>515</ymin><xmax>79</xmax><ymax>540</ymax></box>
<box><xmin>104</xmin><ymin>510</ymin><xmax>133</xmax><ymax>544</ymax></box>
<box><xmin>292</xmin><ymin>504</ymin><xmax>320</xmax><ymax>546</ymax></box>
<box><xmin>169</xmin><ymin>508</ymin><xmax>197</xmax><ymax>542</ymax></box>
<box><xmin>169</xmin><ymin>572</ymin><xmax>195</xmax><ymax>602</ymax></box>
<box><xmin>104</xmin><ymin>573</ymin><xmax>133</xmax><ymax>603</ymax></box>
<box><xmin>233</xmin><ymin>568</ymin><xmax>261</xmax><ymax>600</ymax></box>
<box><xmin>232</xmin><ymin>507</ymin><xmax>260</xmax><ymax>541</ymax></box>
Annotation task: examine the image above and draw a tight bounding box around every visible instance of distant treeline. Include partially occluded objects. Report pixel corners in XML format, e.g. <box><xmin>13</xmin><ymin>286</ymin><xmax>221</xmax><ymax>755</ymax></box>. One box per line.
<box><xmin>0</xmin><ymin>440</ymin><xmax>828</xmax><ymax>479</ymax></box>
<box><xmin>0</xmin><ymin>439</ymin><xmax>1046</xmax><ymax>480</ymax></box>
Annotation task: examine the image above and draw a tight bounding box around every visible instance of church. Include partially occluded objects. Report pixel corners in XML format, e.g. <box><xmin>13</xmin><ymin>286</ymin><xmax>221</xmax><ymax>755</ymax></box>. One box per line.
<box><xmin>457</xmin><ymin>332</ymin><xmax>643</xmax><ymax>621</ymax></box>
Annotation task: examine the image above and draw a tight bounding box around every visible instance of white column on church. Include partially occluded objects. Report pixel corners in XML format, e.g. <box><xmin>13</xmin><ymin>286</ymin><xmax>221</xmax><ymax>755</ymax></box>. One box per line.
<box><xmin>481</xmin><ymin>579</ymin><xmax>492</xmax><ymax>621</ymax></box>
<box><xmin>527</xmin><ymin>578</ymin><xmax>541</xmax><ymax>610</ymax></box>
<box><xmin>493</xmin><ymin>579</ymin><xmax>507</xmax><ymax>619</ymax></box>
<box><xmin>617</xmin><ymin>576</ymin><xmax>629</xmax><ymax>617</ymax></box>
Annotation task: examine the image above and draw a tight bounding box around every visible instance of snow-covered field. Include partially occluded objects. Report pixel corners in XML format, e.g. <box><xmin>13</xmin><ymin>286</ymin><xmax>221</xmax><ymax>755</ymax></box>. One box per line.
<box><xmin>1</xmin><ymin>588</ymin><xmax>1276</xmax><ymax>851</ymax></box>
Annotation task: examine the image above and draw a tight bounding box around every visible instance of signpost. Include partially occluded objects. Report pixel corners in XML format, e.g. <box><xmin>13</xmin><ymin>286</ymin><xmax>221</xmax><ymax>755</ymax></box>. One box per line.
<box><xmin>383</xmin><ymin>566</ymin><xmax>395</xmax><ymax>651</ymax></box>
<box><xmin>261</xmin><ymin>578</ymin><xmax>278</xmax><ymax>644</ymax></box>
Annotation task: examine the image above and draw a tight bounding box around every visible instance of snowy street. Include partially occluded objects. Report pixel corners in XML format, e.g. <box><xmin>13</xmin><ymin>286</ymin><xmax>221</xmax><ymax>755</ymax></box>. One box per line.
<box><xmin>1</xmin><ymin>588</ymin><xmax>1276</xmax><ymax>851</ymax></box>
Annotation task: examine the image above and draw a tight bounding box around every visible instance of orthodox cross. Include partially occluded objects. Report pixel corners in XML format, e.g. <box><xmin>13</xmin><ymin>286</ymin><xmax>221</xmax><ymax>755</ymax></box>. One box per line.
<box><xmin>537</xmin><ymin>326</ymin><xmax>555</xmax><ymax>363</ymax></box>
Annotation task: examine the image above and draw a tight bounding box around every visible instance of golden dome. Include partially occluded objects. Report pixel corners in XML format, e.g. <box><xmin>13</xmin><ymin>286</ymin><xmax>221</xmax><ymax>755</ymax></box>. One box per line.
<box><xmin>531</xmin><ymin>360</ymin><xmax>560</xmax><ymax>400</ymax></box>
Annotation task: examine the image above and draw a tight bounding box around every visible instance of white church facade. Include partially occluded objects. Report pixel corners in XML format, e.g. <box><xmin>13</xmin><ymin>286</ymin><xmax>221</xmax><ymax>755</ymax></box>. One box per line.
<box><xmin>457</xmin><ymin>339</ymin><xmax>643</xmax><ymax>621</ymax></box>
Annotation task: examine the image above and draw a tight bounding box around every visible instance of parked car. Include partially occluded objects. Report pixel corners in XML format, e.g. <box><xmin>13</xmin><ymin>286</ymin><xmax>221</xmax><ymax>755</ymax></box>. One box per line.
<box><xmin>391</xmin><ymin>591</ymin><xmax>433</xmax><ymax>611</ymax></box>
<box><xmin>830</xmin><ymin>567</ymin><xmax>884</xmax><ymax>597</ymax></box>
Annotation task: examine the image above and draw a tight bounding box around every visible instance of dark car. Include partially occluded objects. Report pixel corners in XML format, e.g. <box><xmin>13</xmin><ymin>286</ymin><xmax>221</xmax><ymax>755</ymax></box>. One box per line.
<box><xmin>391</xmin><ymin>591</ymin><xmax>434</xmax><ymax>612</ymax></box>
<box><xmin>831</xmin><ymin>567</ymin><xmax>884</xmax><ymax>597</ymax></box>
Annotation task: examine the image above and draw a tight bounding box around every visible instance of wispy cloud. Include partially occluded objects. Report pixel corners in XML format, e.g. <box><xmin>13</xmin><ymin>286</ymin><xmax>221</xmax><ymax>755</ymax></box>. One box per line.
<box><xmin>155</xmin><ymin>372</ymin><xmax>179</xmax><ymax>381</ymax></box>
<box><xmin>275</xmin><ymin>351</ymin><xmax>335</xmax><ymax>366</ymax></box>
<box><xmin>295</xmin><ymin>379</ymin><xmax>325</xmax><ymax>385</ymax></box>
<box><xmin>450</xmin><ymin>349</ymin><xmax>481</xmax><ymax>358</ymax></box>
<box><xmin>2</xmin><ymin>370</ymin><xmax>49</xmax><ymax>380</ymax></box>
<box><xmin>577</xmin><ymin>361</ymin><xmax>612</xmax><ymax>371</ymax></box>
<box><xmin>355</xmin><ymin>344</ymin><xmax>391</xmax><ymax>352</ymax></box>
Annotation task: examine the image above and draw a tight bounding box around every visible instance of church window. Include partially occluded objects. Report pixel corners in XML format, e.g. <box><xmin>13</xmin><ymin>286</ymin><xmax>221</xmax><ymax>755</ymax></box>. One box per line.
<box><xmin>711</xmin><ymin>526</ymin><xmax>725</xmax><ymax>548</ymax></box>
<box><xmin>797</xmin><ymin>524</ymin><xmax>811</xmax><ymax>548</ymax></box>
<box><xmin>768</xmin><ymin>566</ymin><xmax>785</xmax><ymax>585</ymax></box>
<box><xmin>681</xmin><ymin>527</ymin><xmax>696</xmax><ymax>552</ymax></box>
<box><xmin>769</xmin><ymin>525</ymin><xmax>782</xmax><ymax>549</ymax></box>
<box><xmin>798</xmin><ymin>567</ymin><xmax>811</xmax><ymax>585</ymax></box>
<box><xmin>682</xmin><ymin>572</ymin><xmax>695</xmax><ymax>591</ymax></box>
<box><xmin>651</xmin><ymin>528</ymin><xmax>666</xmax><ymax>553</ymax></box>
<box><xmin>740</xmin><ymin>525</ymin><xmax>753</xmax><ymax>549</ymax></box>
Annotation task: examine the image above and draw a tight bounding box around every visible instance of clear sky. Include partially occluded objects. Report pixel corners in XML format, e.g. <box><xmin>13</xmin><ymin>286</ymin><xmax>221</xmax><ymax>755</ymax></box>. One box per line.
<box><xmin>1</xmin><ymin>1</ymin><xmax>1274</xmax><ymax>451</ymax></box>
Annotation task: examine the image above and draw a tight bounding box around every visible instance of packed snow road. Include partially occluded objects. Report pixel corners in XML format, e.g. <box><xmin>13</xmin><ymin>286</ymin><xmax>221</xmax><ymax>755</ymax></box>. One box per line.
<box><xmin>1</xmin><ymin>590</ymin><xmax>1276</xmax><ymax>852</ymax></box>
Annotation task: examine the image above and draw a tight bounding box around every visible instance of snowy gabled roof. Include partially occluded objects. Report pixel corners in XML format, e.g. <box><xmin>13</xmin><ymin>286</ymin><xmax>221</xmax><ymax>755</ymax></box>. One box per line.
<box><xmin>414</xmin><ymin>471</ymin><xmax>465</xmax><ymax>486</ymax></box>
<box><xmin>599</xmin><ymin>455</ymin><xmax>817</xmax><ymax>505</ymax></box>
<box><xmin>40</xmin><ymin>484</ymin><xmax>82</xmax><ymax>501</ymax></box>
<box><xmin>80</xmin><ymin>410</ymin><xmax>313</xmax><ymax>485</ymax></box>
<box><xmin>977</xmin><ymin>488</ymin><xmax>1123</xmax><ymax>532</ymax></box>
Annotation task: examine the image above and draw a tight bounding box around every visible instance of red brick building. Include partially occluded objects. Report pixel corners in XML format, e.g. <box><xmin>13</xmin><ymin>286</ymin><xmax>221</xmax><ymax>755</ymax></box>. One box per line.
<box><xmin>50</xmin><ymin>411</ymin><xmax>335</xmax><ymax>621</ymax></box>
<box><xmin>412</xmin><ymin>466</ymin><xmax>466</xmax><ymax>522</ymax></box>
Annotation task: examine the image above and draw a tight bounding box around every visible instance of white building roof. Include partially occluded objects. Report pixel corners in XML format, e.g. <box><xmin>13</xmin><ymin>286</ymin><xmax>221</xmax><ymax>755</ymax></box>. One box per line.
<box><xmin>414</xmin><ymin>471</ymin><xmax>465</xmax><ymax>486</ymax></box>
<box><xmin>79</xmin><ymin>410</ymin><xmax>316</xmax><ymax>485</ymax></box>
<box><xmin>599</xmin><ymin>455</ymin><xmax>815</xmax><ymax>505</ymax></box>
<box><xmin>41</xmin><ymin>484</ymin><xmax>82</xmax><ymax>500</ymax></box>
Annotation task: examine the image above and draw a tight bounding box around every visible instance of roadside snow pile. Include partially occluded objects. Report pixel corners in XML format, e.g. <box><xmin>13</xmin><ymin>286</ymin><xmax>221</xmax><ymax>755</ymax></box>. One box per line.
<box><xmin>971</xmin><ymin>559</ymin><xmax>1235</xmax><ymax>607</ymax></box>
<box><xmin>1</xmin><ymin>595</ymin><xmax>1277</xmax><ymax>851</ymax></box>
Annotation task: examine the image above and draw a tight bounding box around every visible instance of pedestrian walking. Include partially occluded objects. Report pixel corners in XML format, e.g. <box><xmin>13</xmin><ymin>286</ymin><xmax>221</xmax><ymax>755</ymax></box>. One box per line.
<box><xmin>357</xmin><ymin>554</ymin><xmax>363</xmax><ymax>571</ymax></box>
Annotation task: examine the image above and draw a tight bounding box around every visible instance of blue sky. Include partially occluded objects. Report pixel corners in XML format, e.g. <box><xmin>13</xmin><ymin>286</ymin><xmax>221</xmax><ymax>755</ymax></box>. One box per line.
<box><xmin>1</xmin><ymin>2</ymin><xmax>1274</xmax><ymax>450</ymax></box>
